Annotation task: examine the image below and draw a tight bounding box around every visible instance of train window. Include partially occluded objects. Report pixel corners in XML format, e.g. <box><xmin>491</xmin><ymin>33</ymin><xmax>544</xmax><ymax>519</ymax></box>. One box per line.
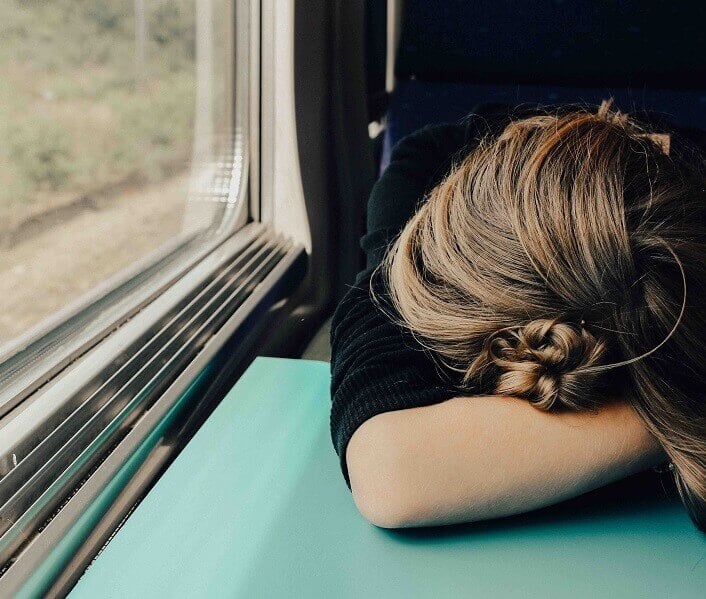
<box><xmin>0</xmin><ymin>3</ymin><xmax>310</xmax><ymax>590</ymax></box>
<box><xmin>0</xmin><ymin>0</ymin><xmax>243</xmax><ymax>347</ymax></box>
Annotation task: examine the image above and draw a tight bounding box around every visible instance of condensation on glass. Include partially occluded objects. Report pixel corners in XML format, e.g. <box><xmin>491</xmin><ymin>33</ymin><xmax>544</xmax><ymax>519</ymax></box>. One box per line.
<box><xmin>0</xmin><ymin>0</ymin><xmax>237</xmax><ymax>345</ymax></box>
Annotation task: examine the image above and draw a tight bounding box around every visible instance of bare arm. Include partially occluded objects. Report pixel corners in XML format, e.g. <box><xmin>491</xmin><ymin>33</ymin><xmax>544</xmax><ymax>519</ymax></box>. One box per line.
<box><xmin>346</xmin><ymin>395</ymin><xmax>666</xmax><ymax>529</ymax></box>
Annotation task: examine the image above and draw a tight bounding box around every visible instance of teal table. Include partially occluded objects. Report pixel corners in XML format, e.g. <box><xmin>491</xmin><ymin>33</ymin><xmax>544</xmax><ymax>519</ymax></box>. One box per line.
<box><xmin>70</xmin><ymin>357</ymin><xmax>705</xmax><ymax>598</ymax></box>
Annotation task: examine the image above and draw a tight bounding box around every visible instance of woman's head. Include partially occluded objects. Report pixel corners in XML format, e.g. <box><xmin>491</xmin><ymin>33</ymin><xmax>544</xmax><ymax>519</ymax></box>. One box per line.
<box><xmin>374</xmin><ymin>100</ymin><xmax>706</xmax><ymax>530</ymax></box>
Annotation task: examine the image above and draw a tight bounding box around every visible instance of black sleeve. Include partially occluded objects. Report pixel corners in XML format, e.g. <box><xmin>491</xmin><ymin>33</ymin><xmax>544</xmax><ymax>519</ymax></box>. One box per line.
<box><xmin>329</xmin><ymin>120</ymin><xmax>487</xmax><ymax>490</ymax></box>
<box><xmin>329</xmin><ymin>266</ymin><xmax>461</xmax><ymax>490</ymax></box>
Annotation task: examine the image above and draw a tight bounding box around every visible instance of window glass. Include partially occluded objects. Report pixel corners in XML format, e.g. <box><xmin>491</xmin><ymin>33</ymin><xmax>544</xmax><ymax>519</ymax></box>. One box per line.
<box><xmin>0</xmin><ymin>0</ymin><xmax>237</xmax><ymax>344</ymax></box>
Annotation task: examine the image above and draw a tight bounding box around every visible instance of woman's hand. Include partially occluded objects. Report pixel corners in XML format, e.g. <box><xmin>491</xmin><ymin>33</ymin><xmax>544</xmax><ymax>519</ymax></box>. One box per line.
<box><xmin>346</xmin><ymin>395</ymin><xmax>666</xmax><ymax>529</ymax></box>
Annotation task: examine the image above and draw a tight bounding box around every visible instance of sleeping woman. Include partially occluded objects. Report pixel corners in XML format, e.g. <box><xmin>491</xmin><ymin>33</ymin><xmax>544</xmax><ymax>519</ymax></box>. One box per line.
<box><xmin>329</xmin><ymin>99</ymin><xmax>706</xmax><ymax>531</ymax></box>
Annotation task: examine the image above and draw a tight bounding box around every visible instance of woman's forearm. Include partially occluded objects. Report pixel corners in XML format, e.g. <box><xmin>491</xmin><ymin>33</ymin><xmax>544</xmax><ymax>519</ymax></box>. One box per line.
<box><xmin>346</xmin><ymin>395</ymin><xmax>666</xmax><ymax>528</ymax></box>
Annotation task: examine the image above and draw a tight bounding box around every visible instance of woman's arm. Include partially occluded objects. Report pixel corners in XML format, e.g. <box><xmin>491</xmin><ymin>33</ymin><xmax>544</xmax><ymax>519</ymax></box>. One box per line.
<box><xmin>346</xmin><ymin>394</ymin><xmax>666</xmax><ymax>529</ymax></box>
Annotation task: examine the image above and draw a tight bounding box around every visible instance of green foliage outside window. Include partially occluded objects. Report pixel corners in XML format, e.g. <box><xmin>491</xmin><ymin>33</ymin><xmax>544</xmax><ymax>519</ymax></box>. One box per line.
<box><xmin>0</xmin><ymin>0</ymin><xmax>197</xmax><ymax>220</ymax></box>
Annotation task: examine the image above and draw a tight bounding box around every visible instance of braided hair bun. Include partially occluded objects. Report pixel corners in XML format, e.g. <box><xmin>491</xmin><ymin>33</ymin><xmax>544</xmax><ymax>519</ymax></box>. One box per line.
<box><xmin>475</xmin><ymin>319</ymin><xmax>607</xmax><ymax>411</ymax></box>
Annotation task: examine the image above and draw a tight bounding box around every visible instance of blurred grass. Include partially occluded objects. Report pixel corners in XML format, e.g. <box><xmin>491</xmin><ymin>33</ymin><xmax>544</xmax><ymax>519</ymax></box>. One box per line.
<box><xmin>0</xmin><ymin>0</ymin><xmax>197</xmax><ymax>225</ymax></box>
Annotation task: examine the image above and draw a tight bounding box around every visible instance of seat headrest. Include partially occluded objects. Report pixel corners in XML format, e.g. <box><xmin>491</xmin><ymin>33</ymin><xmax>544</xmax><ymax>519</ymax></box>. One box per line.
<box><xmin>396</xmin><ymin>0</ymin><xmax>706</xmax><ymax>89</ymax></box>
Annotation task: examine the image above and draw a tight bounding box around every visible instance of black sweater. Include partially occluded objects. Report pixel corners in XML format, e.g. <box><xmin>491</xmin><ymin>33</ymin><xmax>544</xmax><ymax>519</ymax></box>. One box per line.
<box><xmin>328</xmin><ymin>102</ymin><xmax>705</xmax><ymax>490</ymax></box>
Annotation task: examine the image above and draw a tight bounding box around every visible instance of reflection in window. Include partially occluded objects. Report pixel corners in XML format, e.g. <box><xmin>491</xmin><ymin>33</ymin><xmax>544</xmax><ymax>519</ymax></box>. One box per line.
<box><xmin>0</xmin><ymin>0</ymin><xmax>235</xmax><ymax>344</ymax></box>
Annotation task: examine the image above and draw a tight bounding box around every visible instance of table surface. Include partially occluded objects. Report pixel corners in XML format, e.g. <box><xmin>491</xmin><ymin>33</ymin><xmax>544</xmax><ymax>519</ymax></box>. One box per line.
<box><xmin>70</xmin><ymin>356</ymin><xmax>705</xmax><ymax>598</ymax></box>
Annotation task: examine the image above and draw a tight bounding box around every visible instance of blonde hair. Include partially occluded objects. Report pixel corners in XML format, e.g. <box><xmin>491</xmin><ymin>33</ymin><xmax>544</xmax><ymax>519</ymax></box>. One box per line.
<box><xmin>372</xmin><ymin>100</ymin><xmax>706</xmax><ymax>530</ymax></box>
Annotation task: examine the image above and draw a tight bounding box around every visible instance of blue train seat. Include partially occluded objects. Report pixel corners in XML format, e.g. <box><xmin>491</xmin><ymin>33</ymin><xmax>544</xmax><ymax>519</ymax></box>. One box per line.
<box><xmin>67</xmin><ymin>357</ymin><xmax>704</xmax><ymax>598</ymax></box>
<box><xmin>381</xmin><ymin>1</ymin><xmax>706</xmax><ymax>171</ymax></box>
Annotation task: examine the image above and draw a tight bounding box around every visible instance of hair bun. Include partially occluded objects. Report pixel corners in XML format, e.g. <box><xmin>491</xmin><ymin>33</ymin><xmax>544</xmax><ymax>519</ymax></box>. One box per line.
<box><xmin>479</xmin><ymin>318</ymin><xmax>607</xmax><ymax>411</ymax></box>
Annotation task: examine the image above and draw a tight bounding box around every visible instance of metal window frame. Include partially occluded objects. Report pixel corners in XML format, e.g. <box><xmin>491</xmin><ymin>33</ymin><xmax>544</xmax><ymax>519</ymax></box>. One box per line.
<box><xmin>0</xmin><ymin>226</ymin><xmax>306</xmax><ymax>597</ymax></box>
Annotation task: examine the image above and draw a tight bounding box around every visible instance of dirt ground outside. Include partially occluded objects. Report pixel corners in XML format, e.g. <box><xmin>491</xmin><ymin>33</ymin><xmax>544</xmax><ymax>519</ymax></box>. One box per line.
<box><xmin>0</xmin><ymin>173</ymin><xmax>188</xmax><ymax>345</ymax></box>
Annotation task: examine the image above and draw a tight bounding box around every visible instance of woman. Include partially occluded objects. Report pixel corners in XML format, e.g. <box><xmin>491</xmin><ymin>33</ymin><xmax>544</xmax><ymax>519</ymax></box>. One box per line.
<box><xmin>329</xmin><ymin>100</ymin><xmax>706</xmax><ymax>531</ymax></box>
